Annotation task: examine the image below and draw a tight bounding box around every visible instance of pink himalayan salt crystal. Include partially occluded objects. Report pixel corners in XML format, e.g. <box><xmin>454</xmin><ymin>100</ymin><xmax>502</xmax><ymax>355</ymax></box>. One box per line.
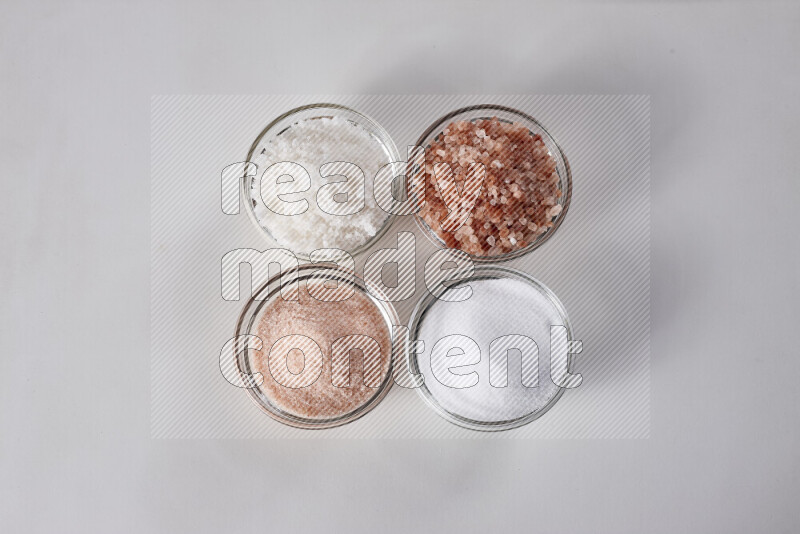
<box><xmin>416</xmin><ymin>117</ymin><xmax>563</xmax><ymax>256</ymax></box>
<box><xmin>249</xmin><ymin>281</ymin><xmax>391</xmax><ymax>419</ymax></box>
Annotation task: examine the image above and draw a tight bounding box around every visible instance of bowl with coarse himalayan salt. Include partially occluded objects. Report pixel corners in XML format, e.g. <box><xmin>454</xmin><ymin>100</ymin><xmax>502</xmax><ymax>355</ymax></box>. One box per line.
<box><xmin>411</xmin><ymin>105</ymin><xmax>572</xmax><ymax>262</ymax></box>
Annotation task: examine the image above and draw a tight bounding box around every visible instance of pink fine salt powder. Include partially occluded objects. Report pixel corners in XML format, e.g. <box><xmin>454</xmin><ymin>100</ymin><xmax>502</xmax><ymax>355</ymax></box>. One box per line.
<box><xmin>248</xmin><ymin>281</ymin><xmax>392</xmax><ymax>420</ymax></box>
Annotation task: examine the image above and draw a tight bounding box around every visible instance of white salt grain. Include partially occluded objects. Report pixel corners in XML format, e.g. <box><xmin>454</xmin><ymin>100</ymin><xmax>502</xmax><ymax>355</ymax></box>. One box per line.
<box><xmin>416</xmin><ymin>277</ymin><xmax>565</xmax><ymax>423</ymax></box>
<box><xmin>250</xmin><ymin>116</ymin><xmax>391</xmax><ymax>254</ymax></box>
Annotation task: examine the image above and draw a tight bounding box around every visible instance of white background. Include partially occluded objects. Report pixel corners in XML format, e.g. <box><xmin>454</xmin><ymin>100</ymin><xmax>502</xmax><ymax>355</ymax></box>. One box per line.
<box><xmin>2</xmin><ymin>1</ymin><xmax>799</xmax><ymax>532</ymax></box>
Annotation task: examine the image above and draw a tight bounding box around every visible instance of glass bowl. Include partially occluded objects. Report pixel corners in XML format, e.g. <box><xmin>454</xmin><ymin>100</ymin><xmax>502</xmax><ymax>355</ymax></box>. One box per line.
<box><xmin>243</xmin><ymin>103</ymin><xmax>402</xmax><ymax>261</ymax></box>
<box><xmin>406</xmin><ymin>265</ymin><xmax>576</xmax><ymax>431</ymax></box>
<box><xmin>412</xmin><ymin>104</ymin><xmax>572</xmax><ymax>263</ymax></box>
<box><xmin>234</xmin><ymin>264</ymin><xmax>400</xmax><ymax>429</ymax></box>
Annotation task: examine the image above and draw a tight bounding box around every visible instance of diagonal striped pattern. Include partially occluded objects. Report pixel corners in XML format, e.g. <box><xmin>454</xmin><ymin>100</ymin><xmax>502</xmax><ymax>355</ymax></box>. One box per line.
<box><xmin>489</xmin><ymin>335</ymin><xmax>539</xmax><ymax>389</ymax></box>
<box><xmin>219</xmin><ymin>334</ymin><xmax>264</xmax><ymax>389</ymax></box>
<box><xmin>330</xmin><ymin>335</ymin><xmax>384</xmax><ymax>389</ymax></box>
<box><xmin>220</xmin><ymin>248</ymin><xmax>299</xmax><ymax>301</ymax></box>
<box><xmin>432</xmin><ymin>161</ymin><xmax>486</xmax><ymax>233</ymax></box>
<box><xmin>429</xmin><ymin>335</ymin><xmax>481</xmax><ymax>389</ymax></box>
<box><xmin>151</xmin><ymin>95</ymin><xmax>650</xmax><ymax>439</ymax></box>
<box><xmin>245</xmin><ymin>106</ymin><xmax>400</xmax><ymax>258</ymax></box>
<box><xmin>362</xmin><ymin>230</ymin><xmax>417</xmax><ymax>302</ymax></box>
<box><xmin>267</xmin><ymin>335</ymin><xmax>324</xmax><ymax>389</ymax></box>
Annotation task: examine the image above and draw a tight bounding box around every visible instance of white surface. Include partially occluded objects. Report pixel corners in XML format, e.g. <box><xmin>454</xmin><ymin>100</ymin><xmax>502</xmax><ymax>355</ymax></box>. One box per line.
<box><xmin>2</xmin><ymin>1</ymin><xmax>799</xmax><ymax>532</ymax></box>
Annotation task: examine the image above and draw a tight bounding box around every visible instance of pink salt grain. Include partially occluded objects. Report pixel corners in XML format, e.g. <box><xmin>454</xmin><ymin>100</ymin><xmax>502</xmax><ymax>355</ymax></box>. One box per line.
<box><xmin>249</xmin><ymin>282</ymin><xmax>391</xmax><ymax>419</ymax></box>
<box><xmin>416</xmin><ymin>117</ymin><xmax>563</xmax><ymax>256</ymax></box>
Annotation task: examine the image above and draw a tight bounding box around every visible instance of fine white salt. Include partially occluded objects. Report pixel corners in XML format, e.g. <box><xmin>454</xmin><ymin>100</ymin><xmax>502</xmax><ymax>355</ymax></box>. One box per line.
<box><xmin>416</xmin><ymin>276</ymin><xmax>566</xmax><ymax>423</ymax></box>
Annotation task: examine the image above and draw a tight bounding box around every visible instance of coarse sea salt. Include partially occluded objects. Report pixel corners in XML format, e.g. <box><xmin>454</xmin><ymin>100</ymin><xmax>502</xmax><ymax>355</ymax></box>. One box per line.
<box><xmin>250</xmin><ymin>116</ymin><xmax>392</xmax><ymax>255</ymax></box>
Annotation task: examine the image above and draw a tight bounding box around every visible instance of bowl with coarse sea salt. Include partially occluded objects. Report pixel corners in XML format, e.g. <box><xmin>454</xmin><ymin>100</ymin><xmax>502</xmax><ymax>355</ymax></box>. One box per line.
<box><xmin>243</xmin><ymin>104</ymin><xmax>403</xmax><ymax>260</ymax></box>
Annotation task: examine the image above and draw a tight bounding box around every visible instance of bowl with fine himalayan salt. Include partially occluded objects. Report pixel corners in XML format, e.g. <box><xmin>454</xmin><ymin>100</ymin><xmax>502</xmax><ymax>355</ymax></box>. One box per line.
<box><xmin>234</xmin><ymin>264</ymin><xmax>400</xmax><ymax>429</ymax></box>
<box><xmin>411</xmin><ymin>105</ymin><xmax>572</xmax><ymax>262</ymax></box>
